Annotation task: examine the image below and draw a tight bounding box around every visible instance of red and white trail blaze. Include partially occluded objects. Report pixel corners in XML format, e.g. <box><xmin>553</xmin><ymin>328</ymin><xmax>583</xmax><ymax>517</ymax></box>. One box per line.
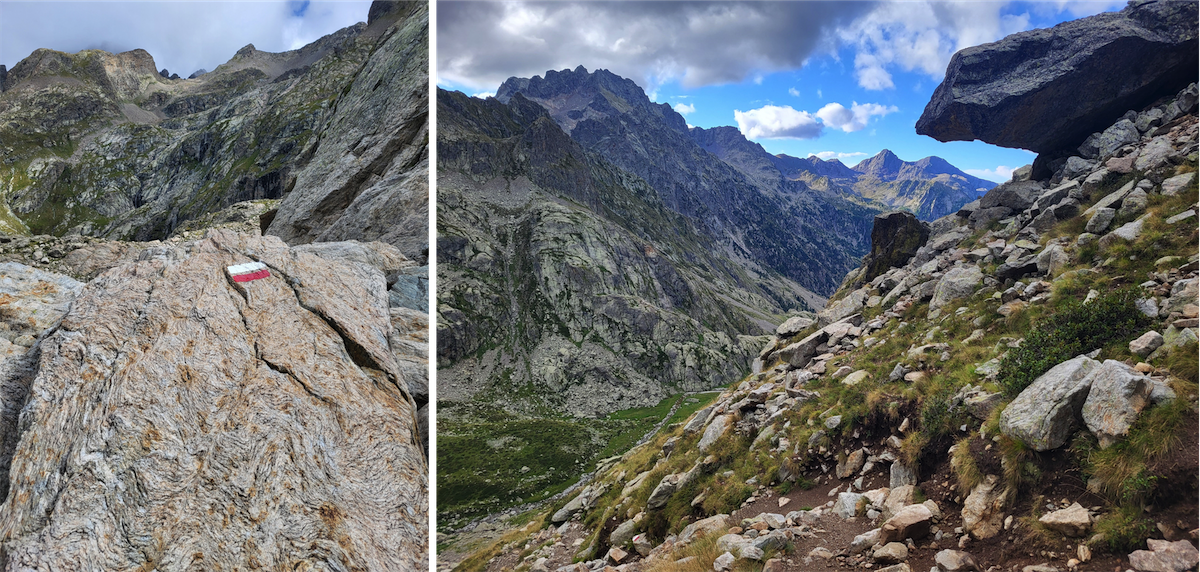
<box><xmin>226</xmin><ymin>261</ymin><xmax>270</xmax><ymax>283</ymax></box>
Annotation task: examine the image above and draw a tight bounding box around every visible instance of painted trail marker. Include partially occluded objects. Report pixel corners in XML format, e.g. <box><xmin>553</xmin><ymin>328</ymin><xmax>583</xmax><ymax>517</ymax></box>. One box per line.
<box><xmin>227</xmin><ymin>261</ymin><xmax>270</xmax><ymax>283</ymax></box>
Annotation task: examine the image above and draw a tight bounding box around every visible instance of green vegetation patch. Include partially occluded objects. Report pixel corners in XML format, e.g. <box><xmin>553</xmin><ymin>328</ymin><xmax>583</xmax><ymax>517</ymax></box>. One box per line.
<box><xmin>437</xmin><ymin>395</ymin><xmax>684</xmax><ymax>532</ymax></box>
<box><xmin>996</xmin><ymin>287</ymin><xmax>1149</xmax><ymax>398</ymax></box>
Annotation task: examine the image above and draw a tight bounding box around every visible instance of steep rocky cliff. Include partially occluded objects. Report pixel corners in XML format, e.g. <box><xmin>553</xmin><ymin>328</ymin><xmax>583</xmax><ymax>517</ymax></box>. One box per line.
<box><xmin>267</xmin><ymin>1</ymin><xmax>429</xmax><ymax>262</ymax></box>
<box><xmin>438</xmin><ymin>90</ymin><xmax>813</xmax><ymax>414</ymax></box>
<box><xmin>0</xmin><ymin>1</ymin><xmax>427</xmax><ymax>263</ymax></box>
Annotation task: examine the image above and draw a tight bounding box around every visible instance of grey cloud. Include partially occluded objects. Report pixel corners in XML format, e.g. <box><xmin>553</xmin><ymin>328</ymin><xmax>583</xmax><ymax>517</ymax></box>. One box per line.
<box><xmin>438</xmin><ymin>1</ymin><xmax>875</xmax><ymax>92</ymax></box>
<box><xmin>1</xmin><ymin>2</ymin><xmax>370</xmax><ymax>78</ymax></box>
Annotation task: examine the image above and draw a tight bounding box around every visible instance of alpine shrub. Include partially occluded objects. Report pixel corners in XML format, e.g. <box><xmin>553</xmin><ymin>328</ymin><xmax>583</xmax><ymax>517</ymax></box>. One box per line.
<box><xmin>997</xmin><ymin>287</ymin><xmax>1148</xmax><ymax>398</ymax></box>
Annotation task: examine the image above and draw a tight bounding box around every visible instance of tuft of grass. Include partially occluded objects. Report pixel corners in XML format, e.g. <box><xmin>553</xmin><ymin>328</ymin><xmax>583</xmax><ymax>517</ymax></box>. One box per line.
<box><xmin>997</xmin><ymin>434</ymin><xmax>1038</xmax><ymax>493</ymax></box>
<box><xmin>1080</xmin><ymin>394</ymin><xmax>1188</xmax><ymax>504</ymax></box>
<box><xmin>996</xmin><ymin>287</ymin><xmax>1148</xmax><ymax>398</ymax></box>
<box><xmin>643</xmin><ymin>532</ymin><xmax>725</xmax><ymax>572</ymax></box>
<box><xmin>1160</xmin><ymin>341</ymin><xmax>1199</xmax><ymax>385</ymax></box>
<box><xmin>950</xmin><ymin>436</ymin><xmax>985</xmax><ymax>494</ymax></box>
<box><xmin>1092</xmin><ymin>505</ymin><xmax>1156</xmax><ymax>554</ymax></box>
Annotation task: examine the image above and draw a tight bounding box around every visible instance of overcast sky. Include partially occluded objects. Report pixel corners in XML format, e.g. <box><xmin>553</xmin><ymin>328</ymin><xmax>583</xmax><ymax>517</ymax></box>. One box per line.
<box><xmin>0</xmin><ymin>1</ymin><xmax>372</xmax><ymax>77</ymax></box>
<box><xmin>437</xmin><ymin>0</ymin><xmax>1127</xmax><ymax>182</ymax></box>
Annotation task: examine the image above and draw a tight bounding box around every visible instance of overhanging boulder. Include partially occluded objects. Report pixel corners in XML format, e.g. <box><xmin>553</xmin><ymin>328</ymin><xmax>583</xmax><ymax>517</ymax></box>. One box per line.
<box><xmin>917</xmin><ymin>1</ymin><xmax>1198</xmax><ymax>159</ymax></box>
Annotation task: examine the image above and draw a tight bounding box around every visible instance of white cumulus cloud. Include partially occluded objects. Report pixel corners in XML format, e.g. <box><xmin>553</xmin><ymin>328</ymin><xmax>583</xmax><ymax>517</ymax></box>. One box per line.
<box><xmin>738</xmin><ymin>100</ymin><xmax>896</xmax><ymax>140</ymax></box>
<box><xmin>812</xmin><ymin>151</ymin><xmax>868</xmax><ymax>161</ymax></box>
<box><xmin>965</xmin><ymin>166</ymin><xmax>1015</xmax><ymax>183</ymax></box>
<box><xmin>838</xmin><ymin>1</ymin><xmax>1032</xmax><ymax>90</ymax></box>
<box><xmin>437</xmin><ymin>1</ymin><xmax>1123</xmax><ymax>97</ymax></box>
<box><xmin>815</xmin><ymin>102</ymin><xmax>898</xmax><ymax>133</ymax></box>
<box><xmin>674</xmin><ymin>102</ymin><xmax>696</xmax><ymax>115</ymax></box>
<box><xmin>472</xmin><ymin>91</ymin><xmax>496</xmax><ymax>99</ymax></box>
<box><xmin>734</xmin><ymin>105</ymin><xmax>823</xmax><ymax>140</ymax></box>
<box><xmin>788</xmin><ymin>87</ymin><xmax>800</xmax><ymax>97</ymax></box>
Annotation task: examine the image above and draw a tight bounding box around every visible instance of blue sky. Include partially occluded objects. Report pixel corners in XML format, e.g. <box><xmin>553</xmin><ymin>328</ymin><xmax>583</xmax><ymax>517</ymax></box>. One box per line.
<box><xmin>0</xmin><ymin>1</ymin><xmax>371</xmax><ymax>80</ymax></box>
<box><xmin>437</xmin><ymin>1</ymin><xmax>1128</xmax><ymax>182</ymax></box>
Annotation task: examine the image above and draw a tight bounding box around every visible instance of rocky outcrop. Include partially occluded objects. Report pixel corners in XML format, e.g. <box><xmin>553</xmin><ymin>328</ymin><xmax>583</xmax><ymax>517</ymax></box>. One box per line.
<box><xmin>861</xmin><ymin>212</ymin><xmax>929</xmax><ymax>284</ymax></box>
<box><xmin>961</xmin><ymin>475</ymin><xmax>1008</xmax><ymax>540</ymax></box>
<box><xmin>0</xmin><ymin>230</ymin><xmax>426</xmax><ymax>570</ymax></box>
<box><xmin>0</xmin><ymin>263</ymin><xmax>84</xmax><ymax>497</ymax></box>
<box><xmin>917</xmin><ymin>1</ymin><xmax>1197</xmax><ymax>163</ymax></box>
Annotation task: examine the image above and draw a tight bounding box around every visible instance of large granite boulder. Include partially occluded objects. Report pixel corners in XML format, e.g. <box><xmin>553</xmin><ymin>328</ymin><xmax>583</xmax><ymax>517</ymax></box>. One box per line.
<box><xmin>0</xmin><ymin>230</ymin><xmax>427</xmax><ymax>571</ymax></box>
<box><xmin>1081</xmin><ymin>360</ymin><xmax>1152</xmax><ymax>448</ymax></box>
<box><xmin>916</xmin><ymin>1</ymin><xmax>1198</xmax><ymax>159</ymax></box>
<box><xmin>861</xmin><ymin>212</ymin><xmax>930</xmax><ymax>284</ymax></box>
<box><xmin>978</xmin><ymin>181</ymin><xmax>1043</xmax><ymax>212</ymax></box>
<box><xmin>999</xmin><ymin>355</ymin><xmax>1100</xmax><ymax>450</ymax></box>
<box><xmin>929</xmin><ymin>265</ymin><xmax>983</xmax><ymax>310</ymax></box>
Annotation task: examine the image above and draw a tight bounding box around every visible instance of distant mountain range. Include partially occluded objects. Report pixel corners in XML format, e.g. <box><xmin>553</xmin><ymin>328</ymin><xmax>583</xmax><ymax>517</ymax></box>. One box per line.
<box><xmin>805</xmin><ymin>149</ymin><xmax>996</xmax><ymax>220</ymax></box>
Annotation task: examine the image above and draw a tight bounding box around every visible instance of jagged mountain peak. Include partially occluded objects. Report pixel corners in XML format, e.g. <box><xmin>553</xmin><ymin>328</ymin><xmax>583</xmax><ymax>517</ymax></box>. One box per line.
<box><xmin>495</xmin><ymin>65</ymin><xmax>689</xmax><ymax>135</ymax></box>
<box><xmin>853</xmin><ymin>148</ymin><xmax>905</xmax><ymax>176</ymax></box>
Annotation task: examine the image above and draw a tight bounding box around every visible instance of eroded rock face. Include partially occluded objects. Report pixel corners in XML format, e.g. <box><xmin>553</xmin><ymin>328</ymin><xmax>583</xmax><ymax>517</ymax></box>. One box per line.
<box><xmin>916</xmin><ymin>1</ymin><xmax>1198</xmax><ymax>157</ymax></box>
<box><xmin>0</xmin><ymin>230</ymin><xmax>426</xmax><ymax>571</ymax></box>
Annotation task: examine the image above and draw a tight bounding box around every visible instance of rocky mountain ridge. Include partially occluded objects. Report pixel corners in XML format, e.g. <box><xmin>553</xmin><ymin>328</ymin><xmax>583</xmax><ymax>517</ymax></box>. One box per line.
<box><xmin>0</xmin><ymin>1</ymin><xmax>427</xmax><ymax>264</ymax></box>
<box><xmin>496</xmin><ymin>66</ymin><xmax>880</xmax><ymax>296</ymax></box>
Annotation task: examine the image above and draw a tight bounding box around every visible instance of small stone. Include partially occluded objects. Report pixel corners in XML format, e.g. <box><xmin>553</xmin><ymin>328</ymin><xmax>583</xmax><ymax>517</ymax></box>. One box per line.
<box><xmin>1130</xmin><ymin>331</ymin><xmax>1164</xmax><ymax>357</ymax></box>
<box><xmin>809</xmin><ymin>547</ymin><xmax>834</xmax><ymax>560</ymax></box>
<box><xmin>873</xmin><ymin>542</ymin><xmax>908</xmax><ymax>564</ymax></box>
<box><xmin>713</xmin><ymin>551</ymin><xmax>735</xmax><ymax>571</ymax></box>
<box><xmin>1038</xmin><ymin>503</ymin><xmax>1092</xmax><ymax>537</ymax></box>
<box><xmin>762</xmin><ymin>558</ymin><xmax>785</xmax><ymax>572</ymax></box>
<box><xmin>934</xmin><ymin>549</ymin><xmax>980</xmax><ymax>572</ymax></box>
